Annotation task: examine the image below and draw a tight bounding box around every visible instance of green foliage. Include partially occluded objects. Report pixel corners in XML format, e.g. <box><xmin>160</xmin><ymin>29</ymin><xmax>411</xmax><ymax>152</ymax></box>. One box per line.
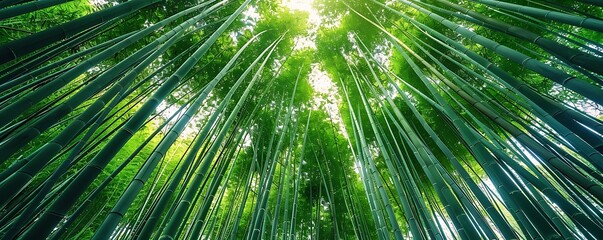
<box><xmin>1</xmin><ymin>0</ymin><xmax>603</xmax><ymax>239</ymax></box>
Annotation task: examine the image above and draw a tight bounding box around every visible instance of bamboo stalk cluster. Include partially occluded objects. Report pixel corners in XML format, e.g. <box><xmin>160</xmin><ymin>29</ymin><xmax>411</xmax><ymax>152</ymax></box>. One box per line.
<box><xmin>0</xmin><ymin>0</ymin><xmax>602</xmax><ymax>239</ymax></box>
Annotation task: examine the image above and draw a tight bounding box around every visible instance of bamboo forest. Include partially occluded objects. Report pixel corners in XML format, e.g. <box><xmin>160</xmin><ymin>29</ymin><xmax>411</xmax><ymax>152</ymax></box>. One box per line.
<box><xmin>1</xmin><ymin>0</ymin><xmax>603</xmax><ymax>239</ymax></box>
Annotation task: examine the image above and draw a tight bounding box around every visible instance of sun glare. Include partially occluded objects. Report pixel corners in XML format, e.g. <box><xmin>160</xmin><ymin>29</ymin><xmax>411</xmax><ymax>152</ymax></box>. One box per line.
<box><xmin>282</xmin><ymin>0</ymin><xmax>315</xmax><ymax>12</ymax></box>
<box><xmin>282</xmin><ymin>0</ymin><xmax>322</xmax><ymax>28</ymax></box>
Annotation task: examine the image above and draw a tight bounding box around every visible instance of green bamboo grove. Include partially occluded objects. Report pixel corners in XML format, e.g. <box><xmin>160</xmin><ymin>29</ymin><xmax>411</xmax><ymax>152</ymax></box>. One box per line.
<box><xmin>0</xmin><ymin>0</ymin><xmax>602</xmax><ymax>239</ymax></box>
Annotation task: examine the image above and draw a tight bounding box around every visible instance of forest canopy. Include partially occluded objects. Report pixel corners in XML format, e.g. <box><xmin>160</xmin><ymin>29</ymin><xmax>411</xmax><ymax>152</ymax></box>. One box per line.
<box><xmin>0</xmin><ymin>0</ymin><xmax>602</xmax><ymax>239</ymax></box>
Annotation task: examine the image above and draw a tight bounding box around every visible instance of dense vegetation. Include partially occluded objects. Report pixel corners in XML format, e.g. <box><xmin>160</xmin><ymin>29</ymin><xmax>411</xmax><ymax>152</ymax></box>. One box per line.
<box><xmin>0</xmin><ymin>0</ymin><xmax>602</xmax><ymax>239</ymax></box>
